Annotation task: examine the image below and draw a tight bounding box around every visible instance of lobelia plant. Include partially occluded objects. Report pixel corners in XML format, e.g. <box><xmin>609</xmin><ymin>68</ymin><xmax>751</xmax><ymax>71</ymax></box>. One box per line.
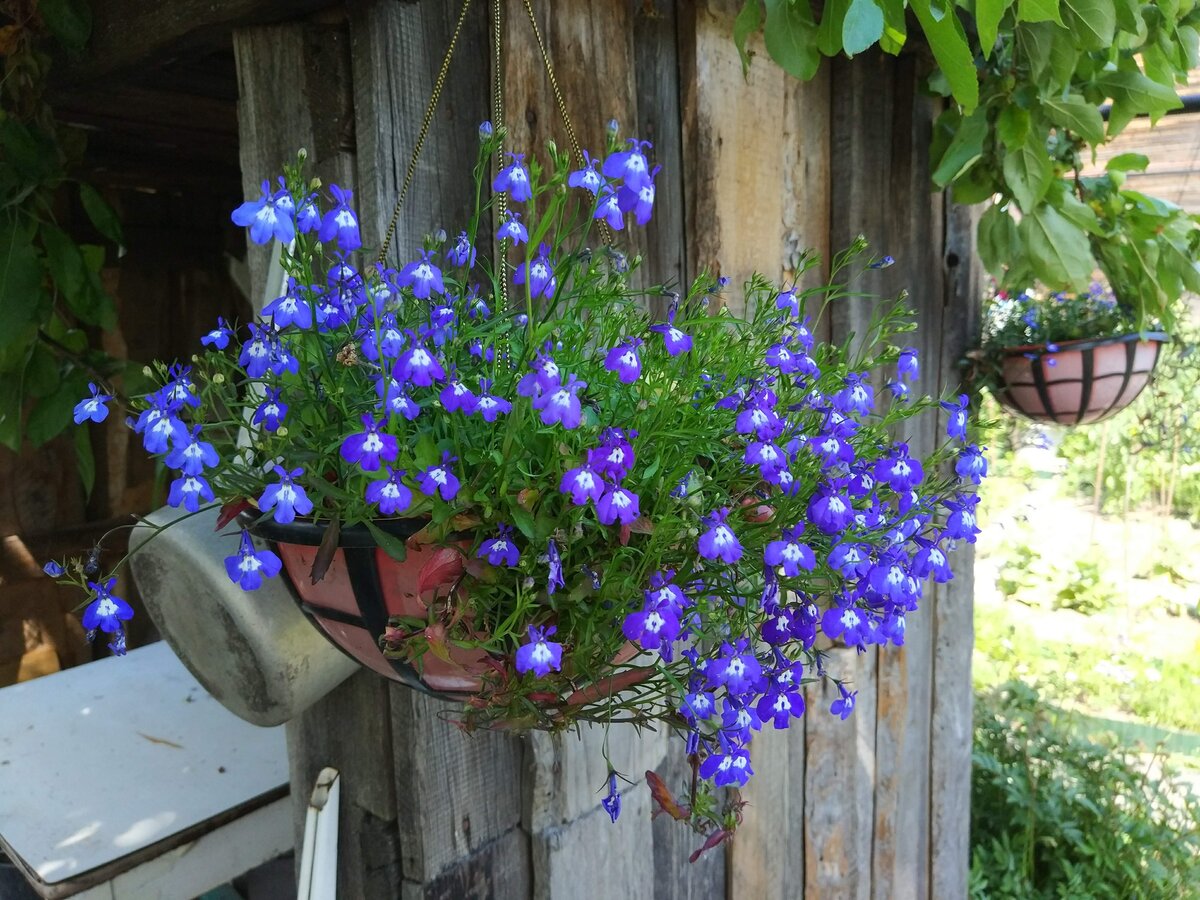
<box><xmin>45</xmin><ymin>123</ymin><xmax>985</xmax><ymax>850</ymax></box>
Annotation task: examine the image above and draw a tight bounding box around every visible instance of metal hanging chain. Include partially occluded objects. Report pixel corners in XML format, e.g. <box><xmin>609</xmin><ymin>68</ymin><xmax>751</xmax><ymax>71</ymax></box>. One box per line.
<box><xmin>492</xmin><ymin>0</ymin><xmax>509</xmax><ymax>316</ymax></box>
<box><xmin>519</xmin><ymin>0</ymin><xmax>614</xmax><ymax>247</ymax></box>
<box><xmin>376</xmin><ymin>0</ymin><xmax>475</xmax><ymax>266</ymax></box>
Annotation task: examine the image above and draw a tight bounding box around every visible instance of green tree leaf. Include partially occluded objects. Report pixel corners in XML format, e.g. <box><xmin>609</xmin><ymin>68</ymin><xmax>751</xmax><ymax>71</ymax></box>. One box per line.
<box><xmin>932</xmin><ymin>107</ymin><xmax>988</xmax><ymax>186</ymax></box>
<box><xmin>1003</xmin><ymin>128</ymin><xmax>1053</xmax><ymax>212</ymax></box>
<box><xmin>79</xmin><ymin>183</ymin><xmax>123</xmax><ymax>245</ymax></box>
<box><xmin>977</xmin><ymin>0</ymin><xmax>1015</xmax><ymax>57</ymax></box>
<box><xmin>25</xmin><ymin>374</ymin><xmax>85</xmax><ymax>447</ymax></box>
<box><xmin>911</xmin><ymin>0</ymin><xmax>979</xmax><ymax>110</ymax></box>
<box><xmin>37</xmin><ymin>0</ymin><xmax>93</xmax><ymax>51</ymax></box>
<box><xmin>1021</xmin><ymin>204</ymin><xmax>1095</xmax><ymax>288</ymax></box>
<box><xmin>877</xmin><ymin>0</ymin><xmax>907</xmax><ymax>53</ymax></box>
<box><xmin>0</xmin><ymin>222</ymin><xmax>48</xmax><ymax>350</ymax></box>
<box><xmin>978</xmin><ymin>203</ymin><xmax>1021</xmax><ymax>275</ymax></box>
<box><xmin>0</xmin><ymin>349</ymin><xmax>28</xmax><ymax>450</ymax></box>
<box><xmin>843</xmin><ymin>0</ymin><xmax>885</xmax><ymax>56</ymax></box>
<box><xmin>363</xmin><ymin>520</ymin><xmax>409</xmax><ymax>563</ymax></box>
<box><xmin>1016</xmin><ymin>0</ymin><xmax>1063</xmax><ymax>24</ymax></box>
<box><xmin>818</xmin><ymin>0</ymin><xmax>850</xmax><ymax>56</ymax></box>
<box><xmin>1111</xmin><ymin>0</ymin><xmax>1142</xmax><ymax>31</ymax></box>
<box><xmin>1105</xmin><ymin>152</ymin><xmax>1149</xmax><ymax>172</ymax></box>
<box><xmin>763</xmin><ymin>0</ymin><xmax>821</xmax><ymax>80</ymax></box>
<box><xmin>997</xmin><ymin>105</ymin><xmax>1031</xmax><ymax>151</ymax></box>
<box><xmin>1061</xmin><ymin>0</ymin><xmax>1116</xmax><ymax>50</ymax></box>
<box><xmin>1041</xmin><ymin>94</ymin><xmax>1105</xmax><ymax>145</ymax></box>
<box><xmin>40</xmin><ymin>224</ymin><xmax>117</xmax><ymax>330</ymax></box>
<box><xmin>733</xmin><ymin>0</ymin><xmax>763</xmax><ymax>74</ymax></box>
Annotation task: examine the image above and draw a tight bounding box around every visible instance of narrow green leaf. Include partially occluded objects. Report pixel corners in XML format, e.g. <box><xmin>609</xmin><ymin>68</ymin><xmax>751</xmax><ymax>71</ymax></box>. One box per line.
<box><xmin>932</xmin><ymin>107</ymin><xmax>988</xmax><ymax>186</ymax></box>
<box><xmin>1016</xmin><ymin>0</ymin><xmax>1062</xmax><ymax>23</ymax></box>
<box><xmin>877</xmin><ymin>0</ymin><xmax>907</xmax><ymax>53</ymax></box>
<box><xmin>510</xmin><ymin>504</ymin><xmax>537</xmax><ymax>541</ymax></box>
<box><xmin>364</xmin><ymin>519</ymin><xmax>409</xmax><ymax>563</ymax></box>
<box><xmin>1060</xmin><ymin>0</ymin><xmax>1115</xmax><ymax>51</ymax></box>
<box><xmin>1041</xmin><ymin>94</ymin><xmax>1105</xmax><ymax>145</ymax></box>
<box><xmin>74</xmin><ymin>425</ymin><xmax>95</xmax><ymax>499</ymax></box>
<box><xmin>37</xmin><ymin>0</ymin><xmax>93</xmax><ymax>51</ymax></box>
<box><xmin>1105</xmin><ymin>152</ymin><xmax>1149</xmax><ymax>172</ymax></box>
<box><xmin>0</xmin><ymin>348</ymin><xmax>28</xmax><ymax>450</ymax></box>
<box><xmin>79</xmin><ymin>183</ymin><xmax>124</xmax><ymax>245</ymax></box>
<box><xmin>733</xmin><ymin>0</ymin><xmax>763</xmax><ymax>74</ymax></box>
<box><xmin>818</xmin><ymin>0</ymin><xmax>850</xmax><ymax>56</ymax></box>
<box><xmin>1003</xmin><ymin>128</ymin><xmax>1053</xmax><ymax>213</ymax></box>
<box><xmin>763</xmin><ymin>0</ymin><xmax>821</xmax><ymax>80</ymax></box>
<box><xmin>977</xmin><ymin>204</ymin><xmax>1020</xmax><ymax>275</ymax></box>
<box><xmin>842</xmin><ymin>0</ymin><xmax>885</xmax><ymax>56</ymax></box>
<box><xmin>1021</xmin><ymin>204</ymin><xmax>1095</xmax><ymax>288</ymax></box>
<box><xmin>910</xmin><ymin>0</ymin><xmax>979</xmax><ymax>111</ymax></box>
<box><xmin>976</xmin><ymin>0</ymin><xmax>1014</xmax><ymax>57</ymax></box>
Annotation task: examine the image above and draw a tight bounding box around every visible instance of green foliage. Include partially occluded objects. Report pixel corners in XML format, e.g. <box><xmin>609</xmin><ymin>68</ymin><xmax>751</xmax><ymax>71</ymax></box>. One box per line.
<box><xmin>980</xmin><ymin>284</ymin><xmax>1145</xmax><ymax>352</ymax></box>
<box><xmin>991</xmin><ymin>520</ymin><xmax>1117</xmax><ymax>613</ymax></box>
<box><xmin>0</xmin><ymin>2</ymin><xmax>126</xmax><ymax>487</ymax></box>
<box><xmin>971</xmin><ymin>681</ymin><xmax>1200</xmax><ymax>899</ymax></box>
<box><xmin>737</xmin><ymin>0</ymin><xmax>1200</xmax><ymax>329</ymax></box>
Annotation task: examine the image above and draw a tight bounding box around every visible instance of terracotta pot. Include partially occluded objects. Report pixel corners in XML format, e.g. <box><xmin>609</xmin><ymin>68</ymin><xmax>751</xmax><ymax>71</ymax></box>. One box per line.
<box><xmin>250</xmin><ymin>516</ymin><xmax>494</xmax><ymax>699</ymax></box>
<box><xmin>994</xmin><ymin>332</ymin><xmax>1168</xmax><ymax>425</ymax></box>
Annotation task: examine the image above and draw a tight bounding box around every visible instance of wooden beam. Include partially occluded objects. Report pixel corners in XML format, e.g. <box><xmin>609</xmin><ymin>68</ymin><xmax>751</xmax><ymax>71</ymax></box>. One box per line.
<box><xmin>57</xmin><ymin>0</ymin><xmax>340</xmax><ymax>85</ymax></box>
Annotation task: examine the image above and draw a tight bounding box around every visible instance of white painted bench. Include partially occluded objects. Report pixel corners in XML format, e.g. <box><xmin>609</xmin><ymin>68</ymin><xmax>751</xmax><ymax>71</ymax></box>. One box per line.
<box><xmin>0</xmin><ymin>642</ymin><xmax>292</xmax><ymax>899</ymax></box>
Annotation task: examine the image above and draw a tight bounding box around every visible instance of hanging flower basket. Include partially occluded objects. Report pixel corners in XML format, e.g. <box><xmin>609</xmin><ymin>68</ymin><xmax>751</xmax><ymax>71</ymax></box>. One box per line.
<box><xmin>993</xmin><ymin>332</ymin><xmax>1168</xmax><ymax>425</ymax></box>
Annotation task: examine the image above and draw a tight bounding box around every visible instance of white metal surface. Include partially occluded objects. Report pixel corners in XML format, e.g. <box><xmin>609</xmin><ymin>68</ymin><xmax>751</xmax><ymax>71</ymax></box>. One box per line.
<box><xmin>297</xmin><ymin>767</ymin><xmax>340</xmax><ymax>900</ymax></box>
<box><xmin>0</xmin><ymin>642</ymin><xmax>289</xmax><ymax>892</ymax></box>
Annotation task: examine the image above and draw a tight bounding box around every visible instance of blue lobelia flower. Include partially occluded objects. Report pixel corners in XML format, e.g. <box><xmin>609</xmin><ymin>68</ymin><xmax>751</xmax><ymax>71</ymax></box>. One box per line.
<box><xmin>736</xmin><ymin>403</ymin><xmax>783</xmax><ymax>442</ymax></box>
<box><xmin>912</xmin><ymin>539</ymin><xmax>954</xmax><ymax>583</ymax></box>
<box><xmin>568</xmin><ymin>150</ymin><xmax>604</xmax><ymax>194</ymax></box>
<box><xmin>167</xmin><ymin>472</ymin><xmax>214</xmax><ymax>512</ymax></box>
<box><xmin>107</xmin><ymin>631</ymin><xmax>128</xmax><ymax>657</ymax></box>
<box><xmin>252</xmin><ymin>387</ymin><xmax>289</xmax><ymax>433</ymax></box>
<box><xmin>593</xmin><ymin>427</ymin><xmax>636</xmax><ymax>481</ymax></box>
<box><xmin>260</xmin><ymin>466</ymin><xmax>315</xmax><ymax>524</ymax></box>
<box><xmin>617</xmin><ymin>164</ymin><xmax>659</xmax><ymax>226</ymax></box>
<box><xmin>941</xmin><ymin>394</ymin><xmax>970</xmax><ymax>441</ymax></box>
<box><xmin>398</xmin><ymin>331</ymin><xmax>446</xmax><ymax>386</ymax></box>
<box><xmin>623</xmin><ymin>602</ymin><xmax>680</xmax><ymax>651</ymax></box>
<box><xmin>264</xmin><ymin>279</ymin><xmax>313</xmax><ymax>330</ymax></box>
<box><xmin>874</xmin><ymin>443</ymin><xmax>924</xmax><ymax>492</ymax></box>
<box><xmin>533</xmin><ymin>374</ymin><xmax>587</xmax><ymax>429</ymax></box>
<box><xmin>165</xmin><ymin>425</ymin><xmax>219</xmax><ymax>475</ymax></box>
<box><xmin>680</xmin><ymin>690</ymin><xmax>716</xmax><ymax>725</ymax></box>
<box><xmin>720</xmin><ymin>698</ymin><xmax>763</xmax><ymax>743</ymax></box>
<box><xmin>595</xmin><ymin>187</ymin><xmax>625</xmax><ymax>230</ymax></box>
<box><xmin>398</xmin><ymin>251</ymin><xmax>446</xmax><ymax>300</ymax></box>
<box><xmin>776</xmin><ymin>287</ymin><xmax>800</xmax><ymax>318</ymax></box>
<box><xmin>239</xmin><ymin>322</ymin><xmax>273</xmax><ymax>378</ymax></box>
<box><xmin>867</xmin><ymin>550</ymin><xmax>918</xmax><ymax>606</ymax></box>
<box><xmin>133</xmin><ymin>393</ymin><xmax>186</xmax><ymax>455</ymax></box>
<box><xmin>497</xmin><ymin>211</ymin><xmax>529</xmax><ymax>245</ymax></box>
<box><xmin>886</xmin><ymin>378</ymin><xmax>910</xmax><ymax>401</ymax></box>
<box><xmin>604</xmin><ymin>339</ymin><xmax>643</xmax><ymax>384</ymax></box>
<box><xmin>295</xmin><ymin>194</ymin><xmax>320</xmax><ymax>234</ymax></box>
<box><xmin>82</xmin><ymin>577</ymin><xmax>134</xmax><ymax>633</ymax></box>
<box><xmin>446</xmin><ymin>231</ymin><xmax>476</xmax><ymax>268</ymax></box>
<box><xmin>897</xmin><ymin>347</ymin><xmax>919</xmax><ymax>381</ymax></box>
<box><xmin>828</xmin><ymin>541</ymin><xmax>871</xmax><ymax>578</ymax></box>
<box><xmin>708</xmin><ymin>641</ymin><xmax>763</xmax><ymax>695</ymax></box>
<box><xmin>340</xmin><ymin>413</ymin><xmax>399</xmax><ymax>472</ymax></box>
<box><xmin>201</xmin><ymin>317</ymin><xmax>234</xmax><ymax>350</ymax></box>
<box><xmin>546</xmin><ymin>539</ymin><xmax>564</xmax><ymax>595</ymax></box>
<box><xmin>318</xmin><ymin>185</ymin><xmax>362</xmax><ymax>251</ymax></box>
<box><xmin>808</xmin><ymin>484</ymin><xmax>853</xmax><ymax>535</ymax></box>
<box><xmin>601</xmin><ymin>773</ymin><xmax>621</xmax><ymax>824</ymax></box>
<box><xmin>757</xmin><ymin>670</ymin><xmax>806</xmax><ymax>729</ymax></box>
<box><xmin>417</xmin><ymin>452</ymin><xmax>460</xmax><ymax>501</ymax></box>
<box><xmin>830</xmin><ymin>684</ymin><xmax>858</xmax><ymax>719</ymax></box>
<box><xmin>365</xmin><ymin>467</ymin><xmax>413</xmax><ymax>515</ymax></box>
<box><xmin>440</xmin><ymin>376</ymin><xmax>479</xmax><ymax>415</ymax></box>
<box><xmin>745</xmin><ymin>440</ymin><xmax>788</xmax><ymax>477</ymax></box>
<box><xmin>596</xmin><ymin>485</ymin><xmax>640</xmax><ymax>525</ymax></box>
<box><xmin>764</xmin><ymin>525</ymin><xmax>816</xmax><ymax>577</ymax></box>
<box><xmin>377</xmin><ymin>371</ymin><xmax>422</xmax><ymax>421</ymax></box>
<box><xmin>807</xmin><ymin>431</ymin><xmax>855</xmax><ymax>470</ymax></box>
<box><xmin>515</xmin><ymin>625</ymin><xmax>562</xmax><ymax>677</ymax></box>
<box><xmin>698</xmin><ymin>507</ymin><xmax>742</xmax><ymax>563</ymax></box>
<box><xmin>869</xmin><ymin>255</ymin><xmax>895</xmax><ymax>269</ymax></box>
<box><xmin>493</xmin><ymin>153</ymin><xmax>532</xmax><ymax>202</ymax></box>
<box><xmin>699</xmin><ymin>743</ymin><xmax>753</xmax><ymax>788</ymax></box>
<box><xmin>224</xmin><ymin>529</ymin><xmax>282</xmax><ymax>591</ymax></box>
<box><xmin>943</xmin><ymin>494</ymin><xmax>980</xmax><ymax>543</ymax></box>
<box><xmin>43</xmin><ymin>560</ymin><xmax>65</xmax><ymax>577</ymax></box>
<box><xmin>474</xmin><ymin>379</ymin><xmax>511</xmax><ymax>422</ymax></box>
<box><xmin>73</xmin><ymin>383</ymin><xmax>112</xmax><ymax>425</ymax></box>
<box><xmin>955</xmin><ymin>444</ymin><xmax>988</xmax><ymax>484</ymax></box>
<box><xmin>478</xmin><ymin>524</ymin><xmax>520</xmax><ymax>567</ymax></box>
<box><xmin>359</xmin><ymin>313</ymin><xmax>405</xmax><ymax>362</ymax></box>
<box><xmin>821</xmin><ymin>602</ymin><xmax>870</xmax><ymax>647</ymax></box>
<box><xmin>514</xmin><ymin>243</ymin><xmax>556</xmax><ymax>299</ymax></box>
<box><xmin>649</xmin><ymin>310</ymin><xmax>692</xmax><ymax>356</ymax></box>
<box><xmin>602</xmin><ymin>139</ymin><xmax>653</xmax><ymax>191</ymax></box>
<box><xmin>516</xmin><ymin>348</ymin><xmax>562</xmax><ymax>398</ymax></box>
<box><xmin>560</xmin><ymin>455</ymin><xmax>606</xmax><ymax>506</ymax></box>
<box><xmin>231</xmin><ymin>180</ymin><xmax>296</xmax><ymax>245</ymax></box>
<box><xmin>834</xmin><ymin>373</ymin><xmax>874</xmax><ymax>416</ymax></box>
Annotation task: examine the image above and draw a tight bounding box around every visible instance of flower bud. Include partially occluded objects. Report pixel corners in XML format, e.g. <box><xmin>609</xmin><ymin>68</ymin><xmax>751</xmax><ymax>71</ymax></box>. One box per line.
<box><xmin>478</xmin><ymin>120</ymin><xmax>494</xmax><ymax>141</ymax></box>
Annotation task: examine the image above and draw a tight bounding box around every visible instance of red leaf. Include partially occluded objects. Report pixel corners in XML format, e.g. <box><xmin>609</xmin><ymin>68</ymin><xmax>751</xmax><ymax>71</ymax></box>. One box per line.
<box><xmin>629</xmin><ymin>516</ymin><xmax>655</xmax><ymax>534</ymax></box>
<box><xmin>417</xmin><ymin>546</ymin><xmax>464</xmax><ymax>596</ymax></box>
<box><xmin>645</xmin><ymin>770</ymin><xmax>690</xmax><ymax>822</ymax></box>
<box><xmin>689</xmin><ymin>828</ymin><xmax>732</xmax><ymax>863</ymax></box>
<box><xmin>216</xmin><ymin>498</ymin><xmax>253</xmax><ymax>531</ymax></box>
<box><xmin>619</xmin><ymin>524</ymin><xmax>632</xmax><ymax>546</ymax></box>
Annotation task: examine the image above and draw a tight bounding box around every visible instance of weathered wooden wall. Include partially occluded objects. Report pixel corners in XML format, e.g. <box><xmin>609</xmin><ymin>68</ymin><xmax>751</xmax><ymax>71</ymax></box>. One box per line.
<box><xmin>233</xmin><ymin>1</ymin><xmax>979</xmax><ymax>896</ymax></box>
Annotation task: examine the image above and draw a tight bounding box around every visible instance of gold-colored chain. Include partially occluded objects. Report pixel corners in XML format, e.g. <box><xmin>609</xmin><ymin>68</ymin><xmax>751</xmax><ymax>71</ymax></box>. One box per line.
<box><xmin>492</xmin><ymin>0</ymin><xmax>509</xmax><ymax>316</ymax></box>
<box><xmin>519</xmin><ymin>0</ymin><xmax>614</xmax><ymax>247</ymax></box>
<box><xmin>376</xmin><ymin>0</ymin><xmax>475</xmax><ymax>266</ymax></box>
